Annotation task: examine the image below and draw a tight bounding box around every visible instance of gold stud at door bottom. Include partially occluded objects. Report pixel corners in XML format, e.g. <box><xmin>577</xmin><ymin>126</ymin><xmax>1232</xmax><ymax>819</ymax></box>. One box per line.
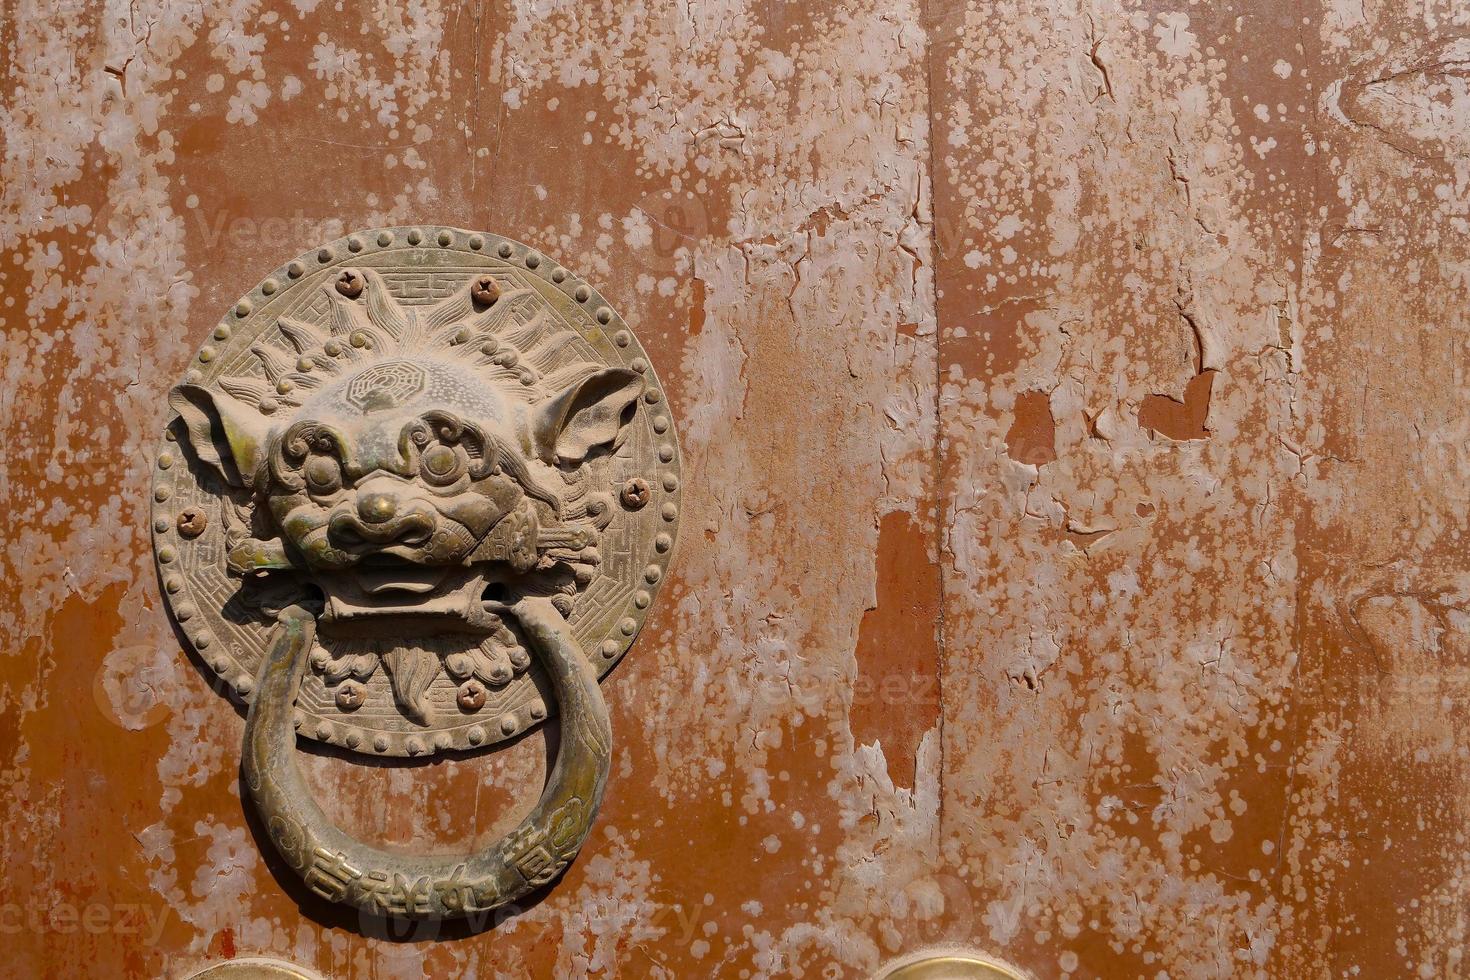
<box><xmin>877</xmin><ymin>950</ymin><xmax>1031</xmax><ymax>980</ymax></box>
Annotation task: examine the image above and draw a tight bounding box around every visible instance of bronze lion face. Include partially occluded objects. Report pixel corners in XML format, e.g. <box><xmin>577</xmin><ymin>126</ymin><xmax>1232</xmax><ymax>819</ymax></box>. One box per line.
<box><xmin>170</xmin><ymin>267</ymin><xmax>642</xmax><ymax>721</ymax></box>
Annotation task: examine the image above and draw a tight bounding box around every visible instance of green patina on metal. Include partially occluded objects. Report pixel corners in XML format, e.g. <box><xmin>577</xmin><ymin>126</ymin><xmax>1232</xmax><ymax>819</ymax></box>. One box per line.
<box><xmin>151</xmin><ymin>227</ymin><xmax>682</xmax><ymax>919</ymax></box>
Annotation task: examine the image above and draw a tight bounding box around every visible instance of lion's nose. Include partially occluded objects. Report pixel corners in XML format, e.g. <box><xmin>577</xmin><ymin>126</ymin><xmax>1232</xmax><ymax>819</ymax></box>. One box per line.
<box><xmin>357</xmin><ymin>490</ymin><xmax>398</xmax><ymax>524</ymax></box>
<box><xmin>330</xmin><ymin>485</ymin><xmax>436</xmax><ymax>550</ymax></box>
<box><xmin>330</xmin><ymin>508</ymin><xmax>435</xmax><ymax>549</ymax></box>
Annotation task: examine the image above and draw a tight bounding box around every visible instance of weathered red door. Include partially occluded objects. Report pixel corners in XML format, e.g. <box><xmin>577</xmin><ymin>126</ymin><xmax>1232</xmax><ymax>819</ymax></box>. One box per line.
<box><xmin>3</xmin><ymin>1</ymin><xmax>1467</xmax><ymax>977</ymax></box>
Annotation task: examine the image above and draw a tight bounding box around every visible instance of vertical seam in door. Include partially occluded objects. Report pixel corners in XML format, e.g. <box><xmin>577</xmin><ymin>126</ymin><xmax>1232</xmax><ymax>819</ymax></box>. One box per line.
<box><xmin>919</xmin><ymin>0</ymin><xmax>947</xmax><ymax>842</ymax></box>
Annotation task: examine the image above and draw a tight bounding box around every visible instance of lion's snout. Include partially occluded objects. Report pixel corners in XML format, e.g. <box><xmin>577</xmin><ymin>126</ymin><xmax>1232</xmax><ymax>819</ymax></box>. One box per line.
<box><xmin>329</xmin><ymin>507</ymin><xmax>436</xmax><ymax>550</ymax></box>
<box><xmin>328</xmin><ymin>483</ymin><xmax>438</xmax><ymax>553</ymax></box>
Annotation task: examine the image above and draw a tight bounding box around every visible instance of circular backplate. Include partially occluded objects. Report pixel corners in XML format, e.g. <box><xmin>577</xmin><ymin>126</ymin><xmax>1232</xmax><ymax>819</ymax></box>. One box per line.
<box><xmin>187</xmin><ymin>959</ymin><xmax>325</xmax><ymax>980</ymax></box>
<box><xmin>151</xmin><ymin>226</ymin><xmax>681</xmax><ymax>757</ymax></box>
<box><xmin>877</xmin><ymin>951</ymin><xmax>1031</xmax><ymax>980</ymax></box>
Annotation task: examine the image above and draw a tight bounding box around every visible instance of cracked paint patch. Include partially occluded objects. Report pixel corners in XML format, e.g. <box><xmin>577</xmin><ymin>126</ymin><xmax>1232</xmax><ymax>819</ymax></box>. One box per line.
<box><xmin>3</xmin><ymin>0</ymin><xmax>1467</xmax><ymax>976</ymax></box>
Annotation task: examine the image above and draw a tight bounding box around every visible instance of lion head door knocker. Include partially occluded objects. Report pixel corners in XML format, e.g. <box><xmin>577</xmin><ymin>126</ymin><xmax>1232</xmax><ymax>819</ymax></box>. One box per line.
<box><xmin>150</xmin><ymin>227</ymin><xmax>681</xmax><ymax>919</ymax></box>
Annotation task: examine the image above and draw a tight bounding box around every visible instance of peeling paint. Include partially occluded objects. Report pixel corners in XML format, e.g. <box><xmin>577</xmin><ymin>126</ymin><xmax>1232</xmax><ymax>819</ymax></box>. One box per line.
<box><xmin>2</xmin><ymin>0</ymin><xmax>1467</xmax><ymax>976</ymax></box>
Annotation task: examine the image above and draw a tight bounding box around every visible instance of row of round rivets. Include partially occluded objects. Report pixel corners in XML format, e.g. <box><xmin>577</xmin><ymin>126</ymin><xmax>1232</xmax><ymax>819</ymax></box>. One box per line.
<box><xmin>153</xmin><ymin>484</ymin><xmax>252</xmax><ymax>698</ymax></box>
<box><xmin>217</xmin><ymin>228</ymin><xmax>622</xmax><ymax>327</ymax></box>
<box><xmin>153</xmin><ymin>461</ymin><xmax>224</xmax><ymax>666</ymax></box>
<box><xmin>289</xmin><ymin>714</ymin><xmax>539</xmax><ymax>755</ymax></box>
<box><xmin>600</xmin><ymin>478</ymin><xmax>679</xmax><ymax>659</ymax></box>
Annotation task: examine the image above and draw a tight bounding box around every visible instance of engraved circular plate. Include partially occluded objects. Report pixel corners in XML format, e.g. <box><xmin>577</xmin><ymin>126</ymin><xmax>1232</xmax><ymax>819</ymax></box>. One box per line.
<box><xmin>187</xmin><ymin>959</ymin><xmax>325</xmax><ymax>980</ymax></box>
<box><xmin>151</xmin><ymin>227</ymin><xmax>681</xmax><ymax>756</ymax></box>
<box><xmin>877</xmin><ymin>952</ymin><xmax>1030</xmax><ymax>980</ymax></box>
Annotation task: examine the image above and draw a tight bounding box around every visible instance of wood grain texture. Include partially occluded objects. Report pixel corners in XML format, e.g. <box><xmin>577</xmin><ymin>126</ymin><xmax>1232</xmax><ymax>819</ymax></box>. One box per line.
<box><xmin>0</xmin><ymin>1</ymin><xmax>1465</xmax><ymax>977</ymax></box>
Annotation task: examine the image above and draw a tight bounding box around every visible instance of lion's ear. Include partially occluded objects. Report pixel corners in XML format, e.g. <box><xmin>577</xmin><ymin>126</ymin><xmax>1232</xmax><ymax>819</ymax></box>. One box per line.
<box><xmin>168</xmin><ymin>384</ymin><xmax>272</xmax><ymax>488</ymax></box>
<box><xmin>530</xmin><ymin>367</ymin><xmax>643</xmax><ymax>465</ymax></box>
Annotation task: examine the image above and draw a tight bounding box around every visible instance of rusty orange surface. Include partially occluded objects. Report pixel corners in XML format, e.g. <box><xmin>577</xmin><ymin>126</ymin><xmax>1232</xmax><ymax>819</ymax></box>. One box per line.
<box><xmin>2</xmin><ymin>1</ymin><xmax>1468</xmax><ymax>977</ymax></box>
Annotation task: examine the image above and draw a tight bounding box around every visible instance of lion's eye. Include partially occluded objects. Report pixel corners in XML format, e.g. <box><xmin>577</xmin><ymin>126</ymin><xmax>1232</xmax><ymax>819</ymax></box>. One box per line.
<box><xmin>421</xmin><ymin>443</ymin><xmax>466</xmax><ymax>485</ymax></box>
<box><xmin>304</xmin><ymin>455</ymin><xmax>342</xmax><ymax>494</ymax></box>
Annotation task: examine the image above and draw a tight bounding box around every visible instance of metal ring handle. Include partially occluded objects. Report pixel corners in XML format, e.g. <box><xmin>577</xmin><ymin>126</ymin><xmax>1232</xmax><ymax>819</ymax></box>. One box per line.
<box><xmin>241</xmin><ymin>597</ymin><xmax>611</xmax><ymax>920</ymax></box>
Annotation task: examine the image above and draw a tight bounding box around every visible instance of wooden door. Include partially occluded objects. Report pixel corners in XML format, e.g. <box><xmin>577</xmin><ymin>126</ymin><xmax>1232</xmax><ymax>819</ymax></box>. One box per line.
<box><xmin>2</xmin><ymin>1</ymin><xmax>1465</xmax><ymax>976</ymax></box>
